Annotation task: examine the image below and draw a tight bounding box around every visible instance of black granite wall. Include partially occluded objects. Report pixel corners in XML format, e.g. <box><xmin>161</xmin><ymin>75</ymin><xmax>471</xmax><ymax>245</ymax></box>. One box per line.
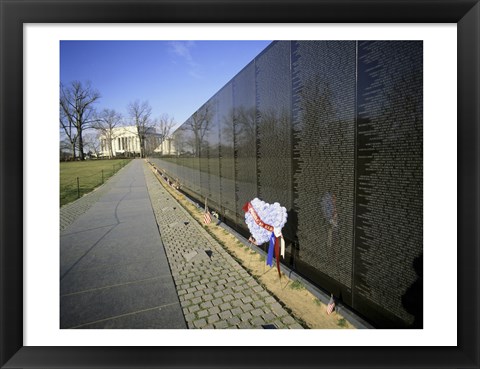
<box><xmin>152</xmin><ymin>41</ymin><xmax>423</xmax><ymax>328</ymax></box>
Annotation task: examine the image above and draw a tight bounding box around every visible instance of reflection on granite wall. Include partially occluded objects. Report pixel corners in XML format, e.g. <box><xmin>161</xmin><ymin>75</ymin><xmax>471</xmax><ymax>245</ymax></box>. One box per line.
<box><xmin>234</xmin><ymin>61</ymin><xmax>257</xmax><ymax>227</ymax></box>
<box><xmin>152</xmin><ymin>41</ymin><xmax>423</xmax><ymax>328</ymax></box>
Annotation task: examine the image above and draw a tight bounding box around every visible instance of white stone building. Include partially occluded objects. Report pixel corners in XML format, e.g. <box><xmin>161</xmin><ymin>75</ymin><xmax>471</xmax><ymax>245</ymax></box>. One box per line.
<box><xmin>159</xmin><ymin>136</ymin><xmax>177</xmax><ymax>156</ymax></box>
<box><xmin>99</xmin><ymin>126</ymin><xmax>162</xmax><ymax>157</ymax></box>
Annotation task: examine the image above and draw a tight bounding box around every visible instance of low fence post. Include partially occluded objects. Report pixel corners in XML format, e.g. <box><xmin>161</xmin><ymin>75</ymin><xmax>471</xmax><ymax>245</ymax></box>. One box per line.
<box><xmin>76</xmin><ymin>177</ymin><xmax>80</xmax><ymax>198</ymax></box>
<box><xmin>101</xmin><ymin>169</ymin><xmax>104</xmax><ymax>184</ymax></box>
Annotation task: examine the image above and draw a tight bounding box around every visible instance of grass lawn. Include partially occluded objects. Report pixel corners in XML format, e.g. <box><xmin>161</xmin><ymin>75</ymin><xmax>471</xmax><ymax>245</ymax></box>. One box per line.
<box><xmin>60</xmin><ymin>159</ymin><xmax>132</xmax><ymax>207</ymax></box>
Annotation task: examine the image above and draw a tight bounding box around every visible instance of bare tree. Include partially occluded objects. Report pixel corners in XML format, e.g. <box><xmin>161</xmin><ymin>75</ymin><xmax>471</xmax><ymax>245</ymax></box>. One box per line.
<box><xmin>154</xmin><ymin>113</ymin><xmax>176</xmax><ymax>155</ymax></box>
<box><xmin>59</xmin><ymin>136</ymin><xmax>74</xmax><ymax>161</ymax></box>
<box><xmin>182</xmin><ymin>103</ymin><xmax>212</xmax><ymax>157</ymax></box>
<box><xmin>60</xmin><ymin>81</ymin><xmax>101</xmax><ymax>160</ymax></box>
<box><xmin>157</xmin><ymin>113</ymin><xmax>176</xmax><ymax>141</ymax></box>
<box><xmin>235</xmin><ymin>106</ymin><xmax>256</xmax><ymax>147</ymax></box>
<box><xmin>83</xmin><ymin>132</ymin><xmax>102</xmax><ymax>158</ymax></box>
<box><xmin>60</xmin><ymin>109</ymin><xmax>78</xmax><ymax>160</ymax></box>
<box><xmin>172</xmin><ymin>129</ymin><xmax>186</xmax><ymax>156</ymax></box>
<box><xmin>92</xmin><ymin>108</ymin><xmax>122</xmax><ymax>158</ymax></box>
<box><xmin>127</xmin><ymin>100</ymin><xmax>155</xmax><ymax>158</ymax></box>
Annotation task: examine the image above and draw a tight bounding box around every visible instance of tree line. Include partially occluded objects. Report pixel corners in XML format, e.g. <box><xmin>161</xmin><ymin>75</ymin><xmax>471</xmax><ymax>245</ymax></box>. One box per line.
<box><xmin>60</xmin><ymin>80</ymin><xmax>176</xmax><ymax>161</ymax></box>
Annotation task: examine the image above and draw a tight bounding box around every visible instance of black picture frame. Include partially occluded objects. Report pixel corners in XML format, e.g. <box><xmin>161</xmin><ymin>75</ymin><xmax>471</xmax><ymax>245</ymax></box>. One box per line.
<box><xmin>1</xmin><ymin>1</ymin><xmax>478</xmax><ymax>368</ymax></box>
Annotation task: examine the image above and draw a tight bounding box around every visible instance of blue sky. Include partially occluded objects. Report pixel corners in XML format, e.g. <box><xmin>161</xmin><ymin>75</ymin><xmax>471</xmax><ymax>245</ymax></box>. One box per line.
<box><xmin>60</xmin><ymin>40</ymin><xmax>271</xmax><ymax>130</ymax></box>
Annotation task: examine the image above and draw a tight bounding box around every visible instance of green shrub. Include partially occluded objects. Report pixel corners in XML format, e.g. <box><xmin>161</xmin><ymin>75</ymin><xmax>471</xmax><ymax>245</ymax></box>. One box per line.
<box><xmin>289</xmin><ymin>280</ymin><xmax>305</xmax><ymax>290</ymax></box>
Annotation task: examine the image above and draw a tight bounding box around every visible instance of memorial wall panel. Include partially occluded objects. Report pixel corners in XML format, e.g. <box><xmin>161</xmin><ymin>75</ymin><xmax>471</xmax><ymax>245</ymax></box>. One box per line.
<box><xmin>256</xmin><ymin>42</ymin><xmax>292</xmax><ymax>211</ymax></box>
<box><xmin>355</xmin><ymin>41</ymin><xmax>423</xmax><ymax>327</ymax></box>
<box><xmin>233</xmin><ymin>62</ymin><xmax>257</xmax><ymax>227</ymax></box>
<box><xmin>180</xmin><ymin>117</ymin><xmax>200</xmax><ymax>194</ymax></box>
<box><xmin>217</xmin><ymin>83</ymin><xmax>236</xmax><ymax>221</ymax></box>
<box><xmin>175</xmin><ymin>126</ymin><xmax>189</xmax><ymax>187</ymax></box>
<box><xmin>158</xmin><ymin>157</ymin><xmax>175</xmax><ymax>178</ymax></box>
<box><xmin>189</xmin><ymin>114</ymin><xmax>202</xmax><ymax>196</ymax></box>
<box><xmin>197</xmin><ymin>103</ymin><xmax>211</xmax><ymax>200</ymax></box>
<box><xmin>207</xmin><ymin>96</ymin><xmax>221</xmax><ymax>207</ymax></box>
<box><xmin>291</xmin><ymin>41</ymin><xmax>356</xmax><ymax>292</ymax></box>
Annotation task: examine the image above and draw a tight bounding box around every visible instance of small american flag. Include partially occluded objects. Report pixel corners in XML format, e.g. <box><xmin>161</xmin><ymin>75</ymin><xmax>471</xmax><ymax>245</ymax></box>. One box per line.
<box><xmin>204</xmin><ymin>210</ymin><xmax>211</xmax><ymax>224</ymax></box>
<box><xmin>203</xmin><ymin>198</ymin><xmax>211</xmax><ymax>225</ymax></box>
<box><xmin>326</xmin><ymin>294</ymin><xmax>335</xmax><ymax>315</ymax></box>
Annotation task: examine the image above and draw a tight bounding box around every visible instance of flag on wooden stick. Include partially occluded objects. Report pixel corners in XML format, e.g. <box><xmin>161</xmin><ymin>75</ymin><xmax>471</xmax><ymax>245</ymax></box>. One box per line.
<box><xmin>203</xmin><ymin>197</ymin><xmax>212</xmax><ymax>225</ymax></box>
<box><xmin>326</xmin><ymin>294</ymin><xmax>335</xmax><ymax>315</ymax></box>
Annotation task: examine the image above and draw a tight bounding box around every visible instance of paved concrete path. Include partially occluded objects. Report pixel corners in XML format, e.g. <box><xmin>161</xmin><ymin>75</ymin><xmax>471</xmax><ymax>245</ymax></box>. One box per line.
<box><xmin>60</xmin><ymin>159</ymin><xmax>186</xmax><ymax>329</ymax></box>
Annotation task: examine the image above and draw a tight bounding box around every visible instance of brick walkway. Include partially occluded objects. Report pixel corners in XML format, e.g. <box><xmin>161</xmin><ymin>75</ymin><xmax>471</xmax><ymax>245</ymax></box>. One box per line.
<box><xmin>143</xmin><ymin>163</ymin><xmax>303</xmax><ymax>329</ymax></box>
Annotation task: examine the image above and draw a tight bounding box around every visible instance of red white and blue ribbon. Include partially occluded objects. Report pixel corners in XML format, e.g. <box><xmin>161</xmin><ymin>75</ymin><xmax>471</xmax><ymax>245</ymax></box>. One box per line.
<box><xmin>243</xmin><ymin>201</ymin><xmax>284</xmax><ymax>277</ymax></box>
